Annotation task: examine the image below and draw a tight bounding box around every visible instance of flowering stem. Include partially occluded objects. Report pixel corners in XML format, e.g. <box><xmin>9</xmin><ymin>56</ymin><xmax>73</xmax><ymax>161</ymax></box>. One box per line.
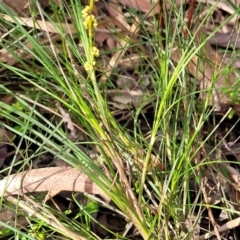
<box><xmin>82</xmin><ymin>0</ymin><xmax>110</xmax><ymax>132</ymax></box>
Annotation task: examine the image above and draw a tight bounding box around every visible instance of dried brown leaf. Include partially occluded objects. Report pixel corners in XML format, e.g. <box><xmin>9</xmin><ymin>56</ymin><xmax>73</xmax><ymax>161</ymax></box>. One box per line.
<box><xmin>0</xmin><ymin>34</ymin><xmax>62</xmax><ymax>72</ymax></box>
<box><xmin>0</xmin><ymin>14</ymin><xmax>77</xmax><ymax>34</ymax></box>
<box><xmin>2</xmin><ymin>0</ymin><xmax>30</xmax><ymax>16</ymax></box>
<box><xmin>0</xmin><ymin>167</ymin><xmax>110</xmax><ymax>202</ymax></box>
<box><xmin>116</xmin><ymin>0</ymin><xmax>159</xmax><ymax>15</ymax></box>
<box><xmin>209</xmin><ymin>31</ymin><xmax>240</xmax><ymax>49</ymax></box>
<box><xmin>2</xmin><ymin>0</ymin><xmax>63</xmax><ymax>16</ymax></box>
<box><xmin>171</xmin><ymin>28</ymin><xmax>240</xmax><ymax>110</ymax></box>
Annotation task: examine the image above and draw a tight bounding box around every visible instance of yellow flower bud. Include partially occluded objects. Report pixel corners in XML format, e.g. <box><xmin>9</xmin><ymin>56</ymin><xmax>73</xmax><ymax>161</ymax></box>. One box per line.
<box><xmin>92</xmin><ymin>47</ymin><xmax>99</xmax><ymax>57</ymax></box>
<box><xmin>84</xmin><ymin>61</ymin><xmax>94</xmax><ymax>71</ymax></box>
<box><xmin>82</xmin><ymin>6</ymin><xmax>90</xmax><ymax>19</ymax></box>
<box><xmin>93</xmin><ymin>19</ymin><xmax>98</xmax><ymax>28</ymax></box>
<box><xmin>84</xmin><ymin>19</ymin><xmax>89</xmax><ymax>29</ymax></box>
<box><xmin>83</xmin><ymin>14</ymin><xmax>97</xmax><ymax>29</ymax></box>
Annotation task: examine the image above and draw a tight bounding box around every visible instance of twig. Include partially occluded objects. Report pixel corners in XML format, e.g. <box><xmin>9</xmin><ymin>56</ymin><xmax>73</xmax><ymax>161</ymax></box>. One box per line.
<box><xmin>201</xmin><ymin>178</ymin><xmax>221</xmax><ymax>240</ymax></box>
<box><xmin>199</xmin><ymin>217</ymin><xmax>240</xmax><ymax>240</ymax></box>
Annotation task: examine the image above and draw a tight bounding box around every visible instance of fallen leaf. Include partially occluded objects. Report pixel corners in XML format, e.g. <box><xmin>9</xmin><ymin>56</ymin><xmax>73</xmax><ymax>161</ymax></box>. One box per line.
<box><xmin>171</xmin><ymin>28</ymin><xmax>240</xmax><ymax>111</ymax></box>
<box><xmin>0</xmin><ymin>167</ymin><xmax>110</xmax><ymax>202</ymax></box>
<box><xmin>110</xmin><ymin>89</ymin><xmax>147</xmax><ymax>109</ymax></box>
<box><xmin>2</xmin><ymin>0</ymin><xmax>63</xmax><ymax>16</ymax></box>
<box><xmin>116</xmin><ymin>0</ymin><xmax>159</xmax><ymax>15</ymax></box>
<box><xmin>2</xmin><ymin>0</ymin><xmax>30</xmax><ymax>16</ymax></box>
<box><xmin>209</xmin><ymin>31</ymin><xmax>240</xmax><ymax>49</ymax></box>
<box><xmin>0</xmin><ymin>14</ymin><xmax>77</xmax><ymax>34</ymax></box>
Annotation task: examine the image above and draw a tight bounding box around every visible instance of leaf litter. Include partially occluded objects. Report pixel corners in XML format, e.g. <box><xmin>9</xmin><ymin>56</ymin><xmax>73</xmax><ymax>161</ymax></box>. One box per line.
<box><xmin>1</xmin><ymin>0</ymin><xmax>240</xmax><ymax>239</ymax></box>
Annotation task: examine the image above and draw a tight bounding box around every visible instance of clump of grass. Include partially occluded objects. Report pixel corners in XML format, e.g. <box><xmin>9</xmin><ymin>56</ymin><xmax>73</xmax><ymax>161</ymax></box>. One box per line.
<box><xmin>0</xmin><ymin>0</ymin><xmax>149</xmax><ymax>238</ymax></box>
<box><xmin>0</xmin><ymin>0</ymin><xmax>239</xmax><ymax>239</ymax></box>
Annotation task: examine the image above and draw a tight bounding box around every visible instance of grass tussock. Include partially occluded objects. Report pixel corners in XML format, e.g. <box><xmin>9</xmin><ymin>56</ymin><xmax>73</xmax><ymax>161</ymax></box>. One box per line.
<box><xmin>0</xmin><ymin>0</ymin><xmax>240</xmax><ymax>239</ymax></box>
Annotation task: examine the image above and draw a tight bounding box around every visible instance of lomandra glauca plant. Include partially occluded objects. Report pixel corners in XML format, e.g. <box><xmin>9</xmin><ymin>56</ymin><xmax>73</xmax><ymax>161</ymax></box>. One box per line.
<box><xmin>79</xmin><ymin>0</ymin><xmax>150</xmax><ymax>238</ymax></box>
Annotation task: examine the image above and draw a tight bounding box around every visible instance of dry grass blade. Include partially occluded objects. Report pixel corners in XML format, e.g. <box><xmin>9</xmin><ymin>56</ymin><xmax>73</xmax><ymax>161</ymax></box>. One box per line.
<box><xmin>6</xmin><ymin>195</ymin><xmax>85</xmax><ymax>240</ymax></box>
